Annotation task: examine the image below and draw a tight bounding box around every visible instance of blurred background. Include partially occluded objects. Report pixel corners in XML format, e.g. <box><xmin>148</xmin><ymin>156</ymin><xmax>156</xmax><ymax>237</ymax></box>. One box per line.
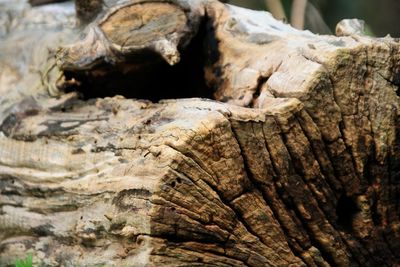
<box><xmin>225</xmin><ymin>0</ymin><xmax>400</xmax><ymax>37</ymax></box>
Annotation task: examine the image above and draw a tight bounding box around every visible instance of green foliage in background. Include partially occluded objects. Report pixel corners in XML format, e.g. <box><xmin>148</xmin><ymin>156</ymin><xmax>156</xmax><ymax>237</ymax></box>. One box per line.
<box><xmin>15</xmin><ymin>254</ymin><xmax>33</xmax><ymax>267</ymax></box>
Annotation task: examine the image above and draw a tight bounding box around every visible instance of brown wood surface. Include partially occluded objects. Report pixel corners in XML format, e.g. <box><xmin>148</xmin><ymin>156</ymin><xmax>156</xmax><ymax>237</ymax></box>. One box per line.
<box><xmin>0</xmin><ymin>0</ymin><xmax>399</xmax><ymax>266</ymax></box>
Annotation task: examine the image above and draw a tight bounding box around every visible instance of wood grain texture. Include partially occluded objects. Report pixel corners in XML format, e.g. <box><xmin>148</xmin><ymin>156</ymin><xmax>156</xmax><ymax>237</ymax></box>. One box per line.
<box><xmin>0</xmin><ymin>0</ymin><xmax>399</xmax><ymax>266</ymax></box>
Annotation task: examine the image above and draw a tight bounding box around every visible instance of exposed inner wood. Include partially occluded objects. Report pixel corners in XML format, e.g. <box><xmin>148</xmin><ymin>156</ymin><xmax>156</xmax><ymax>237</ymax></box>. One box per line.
<box><xmin>100</xmin><ymin>3</ymin><xmax>187</xmax><ymax>47</ymax></box>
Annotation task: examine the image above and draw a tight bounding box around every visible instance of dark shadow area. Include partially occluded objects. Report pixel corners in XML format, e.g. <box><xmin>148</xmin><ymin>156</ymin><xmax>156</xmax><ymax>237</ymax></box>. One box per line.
<box><xmin>336</xmin><ymin>194</ymin><xmax>359</xmax><ymax>232</ymax></box>
<box><xmin>29</xmin><ymin>0</ymin><xmax>68</xmax><ymax>6</ymax></box>
<box><xmin>62</xmin><ymin>19</ymin><xmax>215</xmax><ymax>102</ymax></box>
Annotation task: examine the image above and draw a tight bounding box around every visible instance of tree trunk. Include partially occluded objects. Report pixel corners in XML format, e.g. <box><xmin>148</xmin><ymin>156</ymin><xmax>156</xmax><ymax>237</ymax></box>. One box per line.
<box><xmin>0</xmin><ymin>1</ymin><xmax>399</xmax><ymax>266</ymax></box>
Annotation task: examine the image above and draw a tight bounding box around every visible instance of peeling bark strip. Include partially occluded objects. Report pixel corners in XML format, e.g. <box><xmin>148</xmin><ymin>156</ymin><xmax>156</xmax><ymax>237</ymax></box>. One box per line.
<box><xmin>0</xmin><ymin>0</ymin><xmax>399</xmax><ymax>266</ymax></box>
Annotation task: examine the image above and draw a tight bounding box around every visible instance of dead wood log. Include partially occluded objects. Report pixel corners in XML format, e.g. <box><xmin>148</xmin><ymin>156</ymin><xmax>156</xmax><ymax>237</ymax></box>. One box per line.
<box><xmin>0</xmin><ymin>0</ymin><xmax>399</xmax><ymax>266</ymax></box>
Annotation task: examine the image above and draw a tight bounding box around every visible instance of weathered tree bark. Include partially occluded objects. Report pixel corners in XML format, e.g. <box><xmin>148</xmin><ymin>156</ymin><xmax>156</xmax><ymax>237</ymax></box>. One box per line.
<box><xmin>0</xmin><ymin>1</ymin><xmax>399</xmax><ymax>266</ymax></box>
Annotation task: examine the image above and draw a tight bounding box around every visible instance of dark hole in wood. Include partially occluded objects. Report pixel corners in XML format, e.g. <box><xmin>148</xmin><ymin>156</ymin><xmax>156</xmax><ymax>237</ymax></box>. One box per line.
<box><xmin>336</xmin><ymin>194</ymin><xmax>359</xmax><ymax>231</ymax></box>
<box><xmin>392</xmin><ymin>71</ymin><xmax>400</xmax><ymax>87</ymax></box>
<box><xmin>137</xmin><ymin>237</ymin><xmax>144</xmax><ymax>245</ymax></box>
<box><xmin>29</xmin><ymin>0</ymin><xmax>68</xmax><ymax>6</ymax></box>
<box><xmin>249</xmin><ymin>76</ymin><xmax>269</xmax><ymax>108</ymax></box>
<box><xmin>62</xmin><ymin>19</ymin><xmax>215</xmax><ymax>102</ymax></box>
<box><xmin>33</xmin><ymin>223</ymin><xmax>54</xmax><ymax>236</ymax></box>
<box><xmin>370</xmin><ymin>196</ymin><xmax>381</xmax><ymax>226</ymax></box>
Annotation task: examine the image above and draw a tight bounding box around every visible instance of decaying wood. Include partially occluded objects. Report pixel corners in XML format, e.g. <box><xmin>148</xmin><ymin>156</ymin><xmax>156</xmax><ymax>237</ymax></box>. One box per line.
<box><xmin>0</xmin><ymin>0</ymin><xmax>399</xmax><ymax>266</ymax></box>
